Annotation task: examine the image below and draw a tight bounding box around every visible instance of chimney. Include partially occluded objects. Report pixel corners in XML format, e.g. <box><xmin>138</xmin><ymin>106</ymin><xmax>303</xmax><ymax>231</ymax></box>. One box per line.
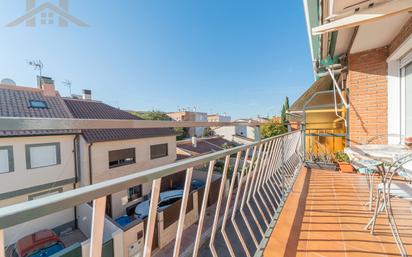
<box><xmin>82</xmin><ymin>89</ymin><xmax>92</xmax><ymax>100</ymax></box>
<box><xmin>191</xmin><ymin>137</ymin><xmax>197</xmax><ymax>148</ymax></box>
<box><xmin>37</xmin><ymin>76</ymin><xmax>57</xmax><ymax>96</ymax></box>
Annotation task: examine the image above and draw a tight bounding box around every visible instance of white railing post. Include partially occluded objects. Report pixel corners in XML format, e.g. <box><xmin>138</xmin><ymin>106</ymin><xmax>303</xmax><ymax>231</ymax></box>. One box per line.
<box><xmin>143</xmin><ymin>178</ymin><xmax>161</xmax><ymax>257</ymax></box>
<box><xmin>0</xmin><ymin>229</ymin><xmax>5</xmax><ymax>257</ymax></box>
<box><xmin>90</xmin><ymin>196</ymin><xmax>107</xmax><ymax>257</ymax></box>
<box><xmin>173</xmin><ymin>168</ymin><xmax>193</xmax><ymax>257</ymax></box>
<box><xmin>210</xmin><ymin>155</ymin><xmax>231</xmax><ymax>257</ymax></box>
<box><xmin>192</xmin><ymin>160</ymin><xmax>216</xmax><ymax>257</ymax></box>
<box><xmin>230</xmin><ymin>148</ymin><xmax>252</xmax><ymax>257</ymax></box>
<box><xmin>245</xmin><ymin>144</ymin><xmax>265</xmax><ymax>235</ymax></box>
<box><xmin>239</xmin><ymin>146</ymin><xmax>259</xmax><ymax>247</ymax></box>
<box><xmin>221</xmin><ymin>151</ymin><xmax>242</xmax><ymax>257</ymax></box>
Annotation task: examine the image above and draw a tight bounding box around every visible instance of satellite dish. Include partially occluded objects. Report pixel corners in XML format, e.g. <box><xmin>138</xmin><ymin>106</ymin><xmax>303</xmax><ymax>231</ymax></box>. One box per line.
<box><xmin>1</xmin><ymin>78</ymin><xmax>16</xmax><ymax>86</ymax></box>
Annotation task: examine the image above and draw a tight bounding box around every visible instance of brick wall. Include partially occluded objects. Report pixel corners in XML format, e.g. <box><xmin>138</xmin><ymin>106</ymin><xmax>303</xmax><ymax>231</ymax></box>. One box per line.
<box><xmin>347</xmin><ymin>47</ymin><xmax>389</xmax><ymax>145</ymax></box>
<box><xmin>388</xmin><ymin>17</ymin><xmax>412</xmax><ymax>56</ymax></box>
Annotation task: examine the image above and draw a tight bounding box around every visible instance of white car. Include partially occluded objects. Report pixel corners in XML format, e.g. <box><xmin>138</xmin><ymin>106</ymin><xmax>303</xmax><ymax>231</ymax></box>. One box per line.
<box><xmin>134</xmin><ymin>190</ymin><xmax>183</xmax><ymax>219</ymax></box>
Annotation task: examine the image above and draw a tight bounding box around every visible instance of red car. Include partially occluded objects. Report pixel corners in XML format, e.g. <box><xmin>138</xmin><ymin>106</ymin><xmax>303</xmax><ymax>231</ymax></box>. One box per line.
<box><xmin>15</xmin><ymin>230</ymin><xmax>65</xmax><ymax>257</ymax></box>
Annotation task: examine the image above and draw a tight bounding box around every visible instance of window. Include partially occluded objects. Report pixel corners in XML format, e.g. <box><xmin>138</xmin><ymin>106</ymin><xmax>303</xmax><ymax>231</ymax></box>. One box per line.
<box><xmin>128</xmin><ymin>185</ymin><xmax>142</xmax><ymax>202</ymax></box>
<box><xmin>405</xmin><ymin>62</ymin><xmax>412</xmax><ymax>137</ymax></box>
<box><xmin>26</xmin><ymin>143</ymin><xmax>61</xmax><ymax>169</ymax></box>
<box><xmin>0</xmin><ymin>146</ymin><xmax>14</xmax><ymax>173</ymax></box>
<box><xmin>29</xmin><ymin>100</ymin><xmax>48</xmax><ymax>109</ymax></box>
<box><xmin>109</xmin><ymin>148</ymin><xmax>136</xmax><ymax>168</ymax></box>
<box><xmin>150</xmin><ymin>144</ymin><xmax>168</xmax><ymax>160</ymax></box>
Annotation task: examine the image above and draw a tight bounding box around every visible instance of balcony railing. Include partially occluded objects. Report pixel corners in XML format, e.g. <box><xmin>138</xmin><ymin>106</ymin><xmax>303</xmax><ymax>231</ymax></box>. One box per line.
<box><xmin>0</xmin><ymin>118</ymin><xmax>304</xmax><ymax>257</ymax></box>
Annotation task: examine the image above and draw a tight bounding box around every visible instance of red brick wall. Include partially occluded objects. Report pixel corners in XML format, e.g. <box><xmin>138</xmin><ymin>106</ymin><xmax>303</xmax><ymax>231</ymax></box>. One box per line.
<box><xmin>347</xmin><ymin>47</ymin><xmax>389</xmax><ymax>145</ymax></box>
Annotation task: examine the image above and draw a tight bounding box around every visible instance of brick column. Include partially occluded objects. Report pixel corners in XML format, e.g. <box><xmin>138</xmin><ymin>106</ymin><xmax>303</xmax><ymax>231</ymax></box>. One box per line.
<box><xmin>347</xmin><ymin>47</ymin><xmax>389</xmax><ymax>145</ymax></box>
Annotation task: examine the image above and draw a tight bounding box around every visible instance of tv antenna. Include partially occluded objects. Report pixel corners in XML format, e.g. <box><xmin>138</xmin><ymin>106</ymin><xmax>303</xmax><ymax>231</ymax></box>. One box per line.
<box><xmin>62</xmin><ymin>80</ymin><xmax>72</xmax><ymax>95</ymax></box>
<box><xmin>27</xmin><ymin>60</ymin><xmax>44</xmax><ymax>78</ymax></box>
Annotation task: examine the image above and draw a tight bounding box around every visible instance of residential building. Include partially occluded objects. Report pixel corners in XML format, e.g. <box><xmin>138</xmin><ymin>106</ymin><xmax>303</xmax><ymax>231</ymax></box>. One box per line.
<box><xmin>0</xmin><ymin>78</ymin><xmax>79</xmax><ymax>246</ymax></box>
<box><xmin>167</xmin><ymin>111</ymin><xmax>207</xmax><ymax>137</ymax></box>
<box><xmin>63</xmin><ymin>92</ymin><xmax>178</xmax><ymax>219</ymax></box>
<box><xmin>207</xmin><ymin>114</ymin><xmax>231</xmax><ymax>122</ymax></box>
<box><xmin>177</xmin><ymin>136</ymin><xmax>237</xmax><ymax>158</ymax></box>
<box><xmin>213</xmin><ymin>118</ymin><xmax>260</xmax><ymax>144</ymax></box>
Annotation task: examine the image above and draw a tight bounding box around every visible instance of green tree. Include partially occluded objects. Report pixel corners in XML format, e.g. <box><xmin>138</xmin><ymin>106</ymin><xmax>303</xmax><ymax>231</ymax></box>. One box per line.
<box><xmin>281</xmin><ymin>96</ymin><xmax>290</xmax><ymax>126</ymax></box>
<box><xmin>260</xmin><ymin>121</ymin><xmax>287</xmax><ymax>139</ymax></box>
<box><xmin>129</xmin><ymin>110</ymin><xmax>190</xmax><ymax>139</ymax></box>
<box><xmin>129</xmin><ymin>110</ymin><xmax>171</xmax><ymax>121</ymax></box>
<box><xmin>175</xmin><ymin>127</ymin><xmax>190</xmax><ymax>140</ymax></box>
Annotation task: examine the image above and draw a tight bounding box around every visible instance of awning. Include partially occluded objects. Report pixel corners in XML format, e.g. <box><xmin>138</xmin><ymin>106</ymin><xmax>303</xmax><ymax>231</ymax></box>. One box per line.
<box><xmin>289</xmin><ymin>76</ymin><xmax>333</xmax><ymax>113</ymax></box>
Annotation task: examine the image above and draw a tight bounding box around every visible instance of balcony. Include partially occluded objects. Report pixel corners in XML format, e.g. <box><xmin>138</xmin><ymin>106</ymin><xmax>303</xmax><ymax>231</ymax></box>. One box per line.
<box><xmin>265</xmin><ymin>168</ymin><xmax>412</xmax><ymax>257</ymax></box>
<box><xmin>1</xmin><ymin>118</ymin><xmax>412</xmax><ymax>257</ymax></box>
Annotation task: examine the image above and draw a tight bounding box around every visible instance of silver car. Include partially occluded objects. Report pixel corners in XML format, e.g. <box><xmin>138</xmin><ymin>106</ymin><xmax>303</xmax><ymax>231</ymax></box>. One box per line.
<box><xmin>134</xmin><ymin>190</ymin><xmax>183</xmax><ymax>219</ymax></box>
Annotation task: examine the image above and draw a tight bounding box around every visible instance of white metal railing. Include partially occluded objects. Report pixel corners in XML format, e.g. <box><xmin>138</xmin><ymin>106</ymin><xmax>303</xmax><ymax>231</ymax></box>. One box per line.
<box><xmin>0</xmin><ymin>119</ymin><xmax>303</xmax><ymax>257</ymax></box>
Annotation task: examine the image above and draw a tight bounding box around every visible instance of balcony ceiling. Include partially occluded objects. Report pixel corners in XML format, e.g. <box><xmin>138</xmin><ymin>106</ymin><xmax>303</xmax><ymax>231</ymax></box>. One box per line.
<box><xmin>330</xmin><ymin>0</ymin><xmax>390</xmax><ymax>17</ymax></box>
<box><xmin>333</xmin><ymin>11</ymin><xmax>411</xmax><ymax>55</ymax></box>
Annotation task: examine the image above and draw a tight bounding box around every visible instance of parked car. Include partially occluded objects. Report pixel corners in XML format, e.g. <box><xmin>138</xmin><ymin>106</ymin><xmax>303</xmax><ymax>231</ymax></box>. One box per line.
<box><xmin>174</xmin><ymin>179</ymin><xmax>205</xmax><ymax>191</ymax></box>
<box><xmin>15</xmin><ymin>230</ymin><xmax>65</xmax><ymax>257</ymax></box>
<box><xmin>134</xmin><ymin>190</ymin><xmax>183</xmax><ymax>219</ymax></box>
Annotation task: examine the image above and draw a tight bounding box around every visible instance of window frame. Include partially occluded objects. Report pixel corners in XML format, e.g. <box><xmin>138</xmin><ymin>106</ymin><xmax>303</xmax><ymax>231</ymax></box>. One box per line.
<box><xmin>108</xmin><ymin>148</ymin><xmax>136</xmax><ymax>169</ymax></box>
<box><xmin>29</xmin><ymin>99</ymin><xmax>48</xmax><ymax>109</ymax></box>
<box><xmin>0</xmin><ymin>146</ymin><xmax>14</xmax><ymax>174</ymax></box>
<box><xmin>127</xmin><ymin>185</ymin><xmax>143</xmax><ymax>202</ymax></box>
<box><xmin>28</xmin><ymin>188</ymin><xmax>63</xmax><ymax>201</ymax></box>
<box><xmin>150</xmin><ymin>143</ymin><xmax>168</xmax><ymax>160</ymax></box>
<box><xmin>402</xmin><ymin>62</ymin><xmax>412</xmax><ymax>138</ymax></box>
<box><xmin>25</xmin><ymin>142</ymin><xmax>61</xmax><ymax>170</ymax></box>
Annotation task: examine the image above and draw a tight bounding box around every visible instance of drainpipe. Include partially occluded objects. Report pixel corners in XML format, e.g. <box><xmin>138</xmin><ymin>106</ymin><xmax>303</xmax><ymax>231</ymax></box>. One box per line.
<box><xmin>73</xmin><ymin>135</ymin><xmax>80</xmax><ymax>229</ymax></box>
<box><xmin>88</xmin><ymin>143</ymin><xmax>93</xmax><ymax>185</ymax></box>
<box><xmin>73</xmin><ymin>135</ymin><xmax>80</xmax><ymax>185</ymax></box>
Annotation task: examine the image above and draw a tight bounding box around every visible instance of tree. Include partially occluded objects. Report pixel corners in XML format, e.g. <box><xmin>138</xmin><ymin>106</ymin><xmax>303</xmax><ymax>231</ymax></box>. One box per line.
<box><xmin>129</xmin><ymin>110</ymin><xmax>189</xmax><ymax>139</ymax></box>
<box><xmin>129</xmin><ymin>110</ymin><xmax>171</xmax><ymax>121</ymax></box>
<box><xmin>281</xmin><ymin>96</ymin><xmax>290</xmax><ymax>126</ymax></box>
<box><xmin>175</xmin><ymin>127</ymin><xmax>190</xmax><ymax>140</ymax></box>
<box><xmin>260</xmin><ymin>121</ymin><xmax>287</xmax><ymax>139</ymax></box>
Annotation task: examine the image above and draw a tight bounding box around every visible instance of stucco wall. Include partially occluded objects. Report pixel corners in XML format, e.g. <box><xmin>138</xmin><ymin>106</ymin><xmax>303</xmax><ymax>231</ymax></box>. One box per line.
<box><xmin>0</xmin><ymin>135</ymin><xmax>76</xmax><ymax>198</ymax></box>
<box><xmin>4</xmin><ymin>207</ymin><xmax>75</xmax><ymax>246</ymax></box>
<box><xmin>79</xmin><ymin>135</ymin><xmax>177</xmax><ymax>218</ymax></box>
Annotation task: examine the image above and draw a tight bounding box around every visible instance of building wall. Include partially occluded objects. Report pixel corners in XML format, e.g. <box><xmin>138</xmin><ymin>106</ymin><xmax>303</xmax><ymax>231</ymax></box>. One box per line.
<box><xmin>168</xmin><ymin>111</ymin><xmax>207</xmax><ymax>137</ymax></box>
<box><xmin>347</xmin><ymin>47</ymin><xmax>389</xmax><ymax>145</ymax></box>
<box><xmin>81</xmin><ymin>136</ymin><xmax>177</xmax><ymax>218</ymax></box>
<box><xmin>0</xmin><ymin>135</ymin><xmax>77</xmax><ymax>246</ymax></box>
<box><xmin>0</xmin><ymin>135</ymin><xmax>76</xmax><ymax>204</ymax></box>
<box><xmin>5</xmin><ymin>208</ymin><xmax>75</xmax><ymax>246</ymax></box>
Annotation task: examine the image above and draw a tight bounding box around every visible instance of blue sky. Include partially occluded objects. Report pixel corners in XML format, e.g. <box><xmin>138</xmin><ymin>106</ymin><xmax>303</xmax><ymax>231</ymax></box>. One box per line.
<box><xmin>0</xmin><ymin>0</ymin><xmax>314</xmax><ymax>119</ymax></box>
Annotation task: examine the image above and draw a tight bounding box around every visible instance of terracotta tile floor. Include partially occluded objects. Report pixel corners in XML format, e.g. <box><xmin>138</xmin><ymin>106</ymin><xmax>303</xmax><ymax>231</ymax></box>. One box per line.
<box><xmin>264</xmin><ymin>168</ymin><xmax>412</xmax><ymax>257</ymax></box>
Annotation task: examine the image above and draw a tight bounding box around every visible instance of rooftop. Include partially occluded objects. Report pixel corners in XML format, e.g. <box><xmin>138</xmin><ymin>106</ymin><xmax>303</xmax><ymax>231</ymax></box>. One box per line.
<box><xmin>63</xmin><ymin>98</ymin><xmax>176</xmax><ymax>143</ymax></box>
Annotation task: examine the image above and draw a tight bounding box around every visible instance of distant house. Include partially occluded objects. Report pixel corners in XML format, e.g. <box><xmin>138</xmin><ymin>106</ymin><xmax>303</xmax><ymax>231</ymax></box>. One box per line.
<box><xmin>63</xmin><ymin>91</ymin><xmax>179</xmax><ymax>219</ymax></box>
<box><xmin>207</xmin><ymin>114</ymin><xmax>231</xmax><ymax>123</ymax></box>
<box><xmin>177</xmin><ymin>136</ymin><xmax>237</xmax><ymax>158</ymax></box>
<box><xmin>213</xmin><ymin>118</ymin><xmax>260</xmax><ymax>144</ymax></box>
<box><xmin>0</xmin><ymin>78</ymin><xmax>79</xmax><ymax>246</ymax></box>
<box><xmin>168</xmin><ymin>111</ymin><xmax>208</xmax><ymax>137</ymax></box>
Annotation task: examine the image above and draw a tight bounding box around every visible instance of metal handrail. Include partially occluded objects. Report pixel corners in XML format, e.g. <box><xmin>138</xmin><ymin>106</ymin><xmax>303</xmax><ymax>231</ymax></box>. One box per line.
<box><xmin>0</xmin><ymin>128</ymin><xmax>303</xmax><ymax>257</ymax></box>
<box><xmin>0</xmin><ymin>130</ymin><xmax>298</xmax><ymax>229</ymax></box>
<box><xmin>0</xmin><ymin>117</ymin><xmax>261</xmax><ymax>130</ymax></box>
